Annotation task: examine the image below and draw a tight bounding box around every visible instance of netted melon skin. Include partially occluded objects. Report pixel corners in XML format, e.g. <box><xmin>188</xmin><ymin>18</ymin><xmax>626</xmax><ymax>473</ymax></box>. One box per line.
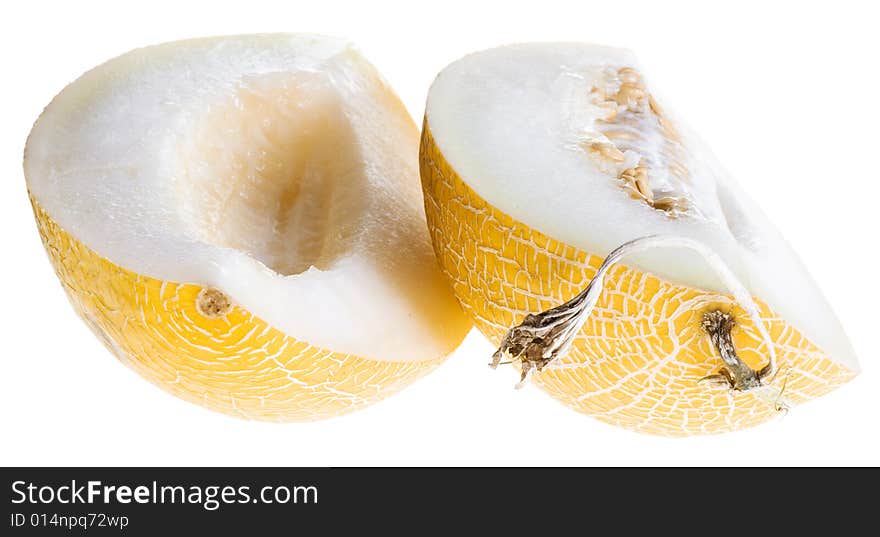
<box><xmin>32</xmin><ymin>198</ymin><xmax>447</xmax><ymax>422</ymax></box>
<box><xmin>420</xmin><ymin>124</ymin><xmax>855</xmax><ymax>436</ymax></box>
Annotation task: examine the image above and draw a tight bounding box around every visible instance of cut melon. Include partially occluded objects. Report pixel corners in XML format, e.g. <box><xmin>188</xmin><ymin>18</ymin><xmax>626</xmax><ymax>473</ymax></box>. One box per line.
<box><xmin>420</xmin><ymin>43</ymin><xmax>858</xmax><ymax>435</ymax></box>
<box><xmin>25</xmin><ymin>34</ymin><xmax>471</xmax><ymax>421</ymax></box>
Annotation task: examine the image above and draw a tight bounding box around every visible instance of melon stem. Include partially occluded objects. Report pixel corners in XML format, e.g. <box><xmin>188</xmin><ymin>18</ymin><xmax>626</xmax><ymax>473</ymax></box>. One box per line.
<box><xmin>491</xmin><ymin>234</ymin><xmax>778</xmax><ymax>389</ymax></box>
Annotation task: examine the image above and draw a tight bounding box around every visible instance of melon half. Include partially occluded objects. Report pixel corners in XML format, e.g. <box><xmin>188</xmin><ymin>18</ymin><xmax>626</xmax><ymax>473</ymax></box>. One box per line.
<box><xmin>25</xmin><ymin>34</ymin><xmax>471</xmax><ymax>421</ymax></box>
<box><xmin>420</xmin><ymin>43</ymin><xmax>858</xmax><ymax>435</ymax></box>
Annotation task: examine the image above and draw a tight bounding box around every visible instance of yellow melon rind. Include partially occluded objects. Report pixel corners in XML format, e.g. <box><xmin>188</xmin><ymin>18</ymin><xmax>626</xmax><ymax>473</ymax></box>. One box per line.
<box><xmin>420</xmin><ymin>122</ymin><xmax>855</xmax><ymax>436</ymax></box>
<box><xmin>32</xmin><ymin>197</ymin><xmax>449</xmax><ymax>422</ymax></box>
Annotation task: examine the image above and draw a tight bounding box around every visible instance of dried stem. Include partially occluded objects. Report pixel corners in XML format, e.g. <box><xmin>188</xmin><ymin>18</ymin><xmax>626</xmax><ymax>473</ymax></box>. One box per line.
<box><xmin>491</xmin><ymin>235</ymin><xmax>777</xmax><ymax>389</ymax></box>
<box><xmin>700</xmin><ymin>310</ymin><xmax>774</xmax><ymax>391</ymax></box>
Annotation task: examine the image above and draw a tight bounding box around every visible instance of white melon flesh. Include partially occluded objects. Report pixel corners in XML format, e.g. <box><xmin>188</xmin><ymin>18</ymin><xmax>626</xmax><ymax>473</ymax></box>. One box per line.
<box><xmin>26</xmin><ymin>34</ymin><xmax>466</xmax><ymax>363</ymax></box>
<box><xmin>426</xmin><ymin>43</ymin><xmax>857</xmax><ymax>371</ymax></box>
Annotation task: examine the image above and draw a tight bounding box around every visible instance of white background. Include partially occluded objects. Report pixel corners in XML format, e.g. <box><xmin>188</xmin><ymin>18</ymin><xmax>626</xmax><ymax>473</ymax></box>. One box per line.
<box><xmin>1</xmin><ymin>0</ymin><xmax>878</xmax><ymax>466</ymax></box>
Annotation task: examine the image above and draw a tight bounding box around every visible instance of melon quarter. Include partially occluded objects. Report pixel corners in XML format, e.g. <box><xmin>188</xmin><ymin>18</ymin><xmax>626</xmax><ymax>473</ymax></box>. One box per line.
<box><xmin>25</xmin><ymin>34</ymin><xmax>471</xmax><ymax>421</ymax></box>
<box><xmin>420</xmin><ymin>43</ymin><xmax>858</xmax><ymax>436</ymax></box>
